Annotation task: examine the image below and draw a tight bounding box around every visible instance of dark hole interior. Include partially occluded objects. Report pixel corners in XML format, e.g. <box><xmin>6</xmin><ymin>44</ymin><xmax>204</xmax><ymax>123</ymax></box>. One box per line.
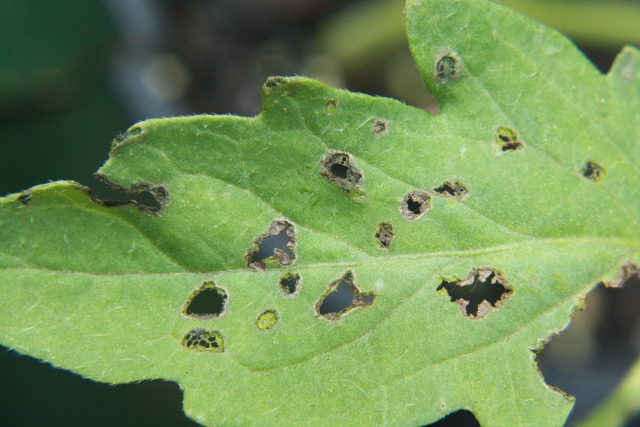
<box><xmin>423</xmin><ymin>410</ymin><xmax>480</xmax><ymax>427</ymax></box>
<box><xmin>373</xmin><ymin>121</ymin><xmax>386</xmax><ymax>133</ymax></box>
<box><xmin>319</xmin><ymin>278</ymin><xmax>355</xmax><ymax>315</ymax></box>
<box><xmin>437</xmin><ymin>271</ymin><xmax>511</xmax><ymax>317</ymax></box>
<box><xmin>99</xmin><ymin>190</ymin><xmax>162</xmax><ymax>212</ymax></box>
<box><xmin>435</xmin><ymin>183</ymin><xmax>458</xmax><ymax>196</ymax></box>
<box><xmin>407</xmin><ymin>197</ymin><xmax>424</xmax><ymax>214</ymax></box>
<box><xmin>184</xmin><ymin>330</ymin><xmax>221</xmax><ymax>350</ymax></box>
<box><xmin>501</xmin><ymin>142</ymin><xmax>522</xmax><ymax>151</ymax></box>
<box><xmin>498</xmin><ymin>133</ymin><xmax>511</xmax><ymax>142</ymax></box>
<box><xmin>251</xmin><ymin>226</ymin><xmax>294</xmax><ymax>264</ymax></box>
<box><xmin>17</xmin><ymin>193</ymin><xmax>32</xmax><ymax>205</ymax></box>
<box><xmin>583</xmin><ymin>162</ymin><xmax>604</xmax><ymax>180</ymax></box>
<box><xmin>280</xmin><ymin>275</ymin><xmax>300</xmax><ymax>294</ymax></box>
<box><xmin>436</xmin><ymin>56</ymin><xmax>457</xmax><ymax>77</ymax></box>
<box><xmin>375</xmin><ymin>223</ymin><xmax>394</xmax><ymax>249</ymax></box>
<box><xmin>185</xmin><ymin>288</ymin><xmax>226</xmax><ymax>317</ymax></box>
<box><xmin>360</xmin><ymin>294</ymin><xmax>374</xmax><ymax>305</ymax></box>
<box><xmin>330</xmin><ymin>162</ymin><xmax>349</xmax><ymax>179</ymax></box>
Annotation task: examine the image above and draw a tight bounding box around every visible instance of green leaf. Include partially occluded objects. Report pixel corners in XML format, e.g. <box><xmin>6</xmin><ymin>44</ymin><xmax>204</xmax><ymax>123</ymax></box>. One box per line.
<box><xmin>578</xmin><ymin>354</ymin><xmax>640</xmax><ymax>427</ymax></box>
<box><xmin>1</xmin><ymin>0</ymin><xmax>639</xmax><ymax>426</ymax></box>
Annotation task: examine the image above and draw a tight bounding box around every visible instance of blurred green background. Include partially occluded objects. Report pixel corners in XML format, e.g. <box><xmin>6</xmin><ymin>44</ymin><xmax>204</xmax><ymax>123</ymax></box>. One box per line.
<box><xmin>1</xmin><ymin>0</ymin><xmax>640</xmax><ymax>426</ymax></box>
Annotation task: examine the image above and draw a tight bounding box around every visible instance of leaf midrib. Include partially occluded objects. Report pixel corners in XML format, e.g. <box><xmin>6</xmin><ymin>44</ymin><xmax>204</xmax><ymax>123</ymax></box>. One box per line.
<box><xmin>2</xmin><ymin>235</ymin><xmax>636</xmax><ymax>276</ymax></box>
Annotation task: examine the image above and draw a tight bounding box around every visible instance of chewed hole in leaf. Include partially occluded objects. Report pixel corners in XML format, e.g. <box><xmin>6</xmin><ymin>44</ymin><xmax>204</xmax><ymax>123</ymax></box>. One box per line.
<box><xmin>279</xmin><ymin>273</ymin><xmax>301</xmax><ymax>297</ymax></box>
<box><xmin>426</xmin><ymin>410</ymin><xmax>481</xmax><ymax>427</ymax></box>
<box><xmin>112</xmin><ymin>125</ymin><xmax>142</xmax><ymax>149</ymax></box>
<box><xmin>91</xmin><ymin>174</ymin><xmax>169</xmax><ymax>216</ymax></box>
<box><xmin>372</xmin><ymin>119</ymin><xmax>389</xmax><ymax>137</ymax></box>
<box><xmin>321</xmin><ymin>151</ymin><xmax>363</xmax><ymax>188</ymax></box>
<box><xmin>400</xmin><ymin>190</ymin><xmax>431</xmax><ymax>220</ymax></box>
<box><xmin>245</xmin><ymin>219</ymin><xmax>296</xmax><ymax>271</ymax></box>
<box><xmin>264</xmin><ymin>76</ymin><xmax>286</xmax><ymax>89</ymax></box>
<box><xmin>434</xmin><ymin>180</ymin><xmax>469</xmax><ymax>200</ymax></box>
<box><xmin>316</xmin><ymin>271</ymin><xmax>375</xmax><ymax>322</ymax></box>
<box><xmin>255</xmin><ymin>309</ymin><xmax>278</xmax><ymax>331</ymax></box>
<box><xmin>17</xmin><ymin>192</ymin><xmax>32</xmax><ymax>206</ymax></box>
<box><xmin>326</xmin><ymin>98</ymin><xmax>338</xmax><ymax>114</ymax></box>
<box><xmin>375</xmin><ymin>222</ymin><xmax>395</xmax><ymax>249</ymax></box>
<box><xmin>437</xmin><ymin>268</ymin><xmax>512</xmax><ymax>319</ymax></box>
<box><xmin>496</xmin><ymin>126</ymin><xmax>524</xmax><ymax>151</ymax></box>
<box><xmin>182</xmin><ymin>281</ymin><xmax>227</xmax><ymax>319</ymax></box>
<box><xmin>602</xmin><ymin>262</ymin><xmax>640</xmax><ymax>288</ymax></box>
<box><xmin>434</xmin><ymin>52</ymin><xmax>461</xmax><ymax>83</ymax></box>
<box><xmin>181</xmin><ymin>329</ymin><xmax>224</xmax><ymax>353</ymax></box>
<box><xmin>262</xmin><ymin>77</ymin><xmax>297</xmax><ymax>97</ymax></box>
<box><xmin>582</xmin><ymin>160</ymin><xmax>606</xmax><ymax>182</ymax></box>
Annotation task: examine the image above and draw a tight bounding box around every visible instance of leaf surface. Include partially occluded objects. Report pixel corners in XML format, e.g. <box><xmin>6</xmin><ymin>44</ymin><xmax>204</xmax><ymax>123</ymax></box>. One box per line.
<box><xmin>1</xmin><ymin>0</ymin><xmax>639</xmax><ymax>426</ymax></box>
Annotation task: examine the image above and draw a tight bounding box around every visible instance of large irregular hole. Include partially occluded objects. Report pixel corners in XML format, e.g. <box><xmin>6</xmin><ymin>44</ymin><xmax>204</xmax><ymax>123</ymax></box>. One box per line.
<box><xmin>371</xmin><ymin>119</ymin><xmax>389</xmax><ymax>137</ymax></box>
<box><xmin>245</xmin><ymin>219</ymin><xmax>296</xmax><ymax>271</ymax></box>
<box><xmin>424</xmin><ymin>409</ymin><xmax>480</xmax><ymax>427</ymax></box>
<box><xmin>400</xmin><ymin>190</ymin><xmax>431</xmax><ymax>220</ymax></box>
<box><xmin>437</xmin><ymin>268</ymin><xmax>512</xmax><ymax>319</ymax></box>
<box><xmin>316</xmin><ymin>271</ymin><xmax>375</xmax><ymax>322</ymax></box>
<box><xmin>434</xmin><ymin>180</ymin><xmax>469</xmax><ymax>200</ymax></box>
<box><xmin>537</xmin><ymin>272</ymin><xmax>640</xmax><ymax>424</ymax></box>
<box><xmin>434</xmin><ymin>52</ymin><xmax>461</xmax><ymax>83</ymax></box>
<box><xmin>495</xmin><ymin>126</ymin><xmax>524</xmax><ymax>151</ymax></box>
<box><xmin>255</xmin><ymin>309</ymin><xmax>278</xmax><ymax>331</ymax></box>
<box><xmin>320</xmin><ymin>151</ymin><xmax>363</xmax><ymax>188</ymax></box>
<box><xmin>90</xmin><ymin>173</ymin><xmax>169</xmax><ymax>216</ymax></box>
<box><xmin>582</xmin><ymin>160</ymin><xmax>606</xmax><ymax>182</ymax></box>
<box><xmin>182</xmin><ymin>281</ymin><xmax>227</xmax><ymax>319</ymax></box>
<box><xmin>279</xmin><ymin>273</ymin><xmax>301</xmax><ymax>297</ymax></box>
<box><xmin>375</xmin><ymin>222</ymin><xmax>395</xmax><ymax>249</ymax></box>
<box><xmin>181</xmin><ymin>329</ymin><xmax>224</xmax><ymax>353</ymax></box>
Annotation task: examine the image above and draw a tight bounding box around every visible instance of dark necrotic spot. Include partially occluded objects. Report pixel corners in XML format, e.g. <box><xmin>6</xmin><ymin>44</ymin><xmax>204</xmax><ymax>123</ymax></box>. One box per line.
<box><xmin>435</xmin><ymin>53</ymin><xmax>461</xmax><ymax>83</ymax></box>
<box><xmin>182</xmin><ymin>282</ymin><xmax>227</xmax><ymax>319</ymax></box>
<box><xmin>181</xmin><ymin>329</ymin><xmax>224</xmax><ymax>353</ymax></box>
<box><xmin>424</xmin><ymin>410</ymin><xmax>481</xmax><ymax>427</ymax></box>
<box><xmin>316</xmin><ymin>271</ymin><xmax>375</xmax><ymax>322</ymax></box>
<box><xmin>582</xmin><ymin>160</ymin><xmax>606</xmax><ymax>182</ymax></box>
<box><xmin>279</xmin><ymin>273</ymin><xmax>301</xmax><ymax>296</ymax></box>
<box><xmin>375</xmin><ymin>222</ymin><xmax>394</xmax><ymax>249</ymax></box>
<box><xmin>321</xmin><ymin>151</ymin><xmax>363</xmax><ymax>188</ymax></box>
<box><xmin>495</xmin><ymin>126</ymin><xmax>524</xmax><ymax>151</ymax></box>
<box><xmin>400</xmin><ymin>190</ymin><xmax>431</xmax><ymax>220</ymax></box>
<box><xmin>437</xmin><ymin>268</ymin><xmax>512</xmax><ymax>319</ymax></box>
<box><xmin>434</xmin><ymin>180</ymin><xmax>468</xmax><ymax>200</ymax></box>
<box><xmin>245</xmin><ymin>219</ymin><xmax>296</xmax><ymax>271</ymax></box>
<box><xmin>372</xmin><ymin>119</ymin><xmax>389</xmax><ymax>137</ymax></box>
